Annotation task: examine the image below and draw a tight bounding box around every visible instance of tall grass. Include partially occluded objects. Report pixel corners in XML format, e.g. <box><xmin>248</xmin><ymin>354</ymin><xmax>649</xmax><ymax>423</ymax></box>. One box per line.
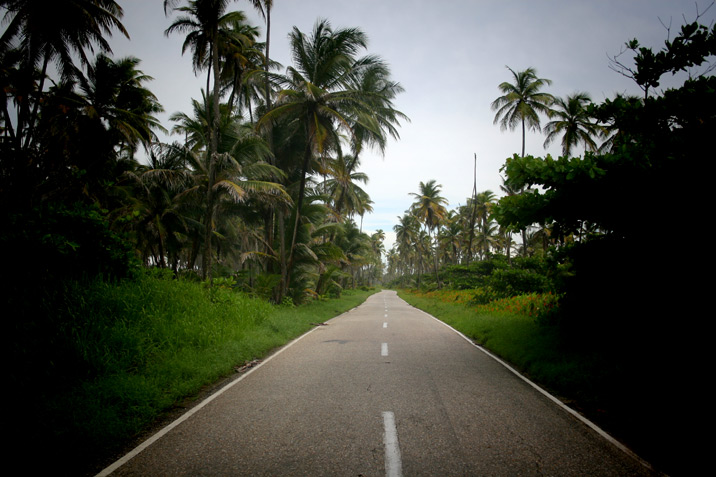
<box><xmin>10</xmin><ymin>274</ymin><xmax>376</xmax><ymax>475</ymax></box>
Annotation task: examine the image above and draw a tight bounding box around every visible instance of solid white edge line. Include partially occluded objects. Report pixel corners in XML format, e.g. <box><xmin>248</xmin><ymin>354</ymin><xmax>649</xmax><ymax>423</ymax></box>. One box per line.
<box><xmin>382</xmin><ymin>411</ymin><xmax>403</xmax><ymax>477</ymax></box>
<box><xmin>95</xmin><ymin>316</ymin><xmax>337</xmax><ymax>476</ymax></box>
<box><xmin>405</xmin><ymin>301</ymin><xmax>659</xmax><ymax>474</ymax></box>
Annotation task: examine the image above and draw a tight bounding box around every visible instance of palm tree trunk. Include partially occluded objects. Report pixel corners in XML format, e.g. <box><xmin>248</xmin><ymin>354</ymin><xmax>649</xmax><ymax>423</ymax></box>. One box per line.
<box><xmin>286</xmin><ymin>143</ymin><xmax>311</xmax><ymax>277</ymax></box>
<box><xmin>202</xmin><ymin>36</ymin><xmax>222</xmax><ymax>282</ymax></box>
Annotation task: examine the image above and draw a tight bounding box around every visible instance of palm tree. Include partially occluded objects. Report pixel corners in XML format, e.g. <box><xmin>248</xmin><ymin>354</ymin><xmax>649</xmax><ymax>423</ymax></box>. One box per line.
<box><xmin>438</xmin><ymin>210</ymin><xmax>462</xmax><ymax>265</ymax></box>
<box><xmin>258</xmin><ymin>19</ymin><xmax>403</xmax><ymax>298</ymax></box>
<box><xmin>164</xmin><ymin>0</ymin><xmax>246</xmax><ymax>280</ymax></box>
<box><xmin>322</xmin><ymin>154</ymin><xmax>372</xmax><ymax>221</ymax></box>
<box><xmin>410</xmin><ymin>180</ymin><xmax>448</xmax><ymax>287</ymax></box>
<box><xmin>0</xmin><ymin>0</ymin><xmax>127</xmax><ymax>149</ymax></box>
<box><xmin>121</xmin><ymin>144</ymin><xmax>193</xmax><ymax>269</ymax></box>
<box><xmin>498</xmin><ymin>175</ymin><xmax>525</xmax><ymax>259</ymax></box>
<box><xmin>170</xmin><ymin>91</ymin><xmax>289</xmax><ymax>275</ymax></box>
<box><xmin>491</xmin><ymin>66</ymin><xmax>554</xmax><ymax>157</ymax></box>
<box><xmin>215</xmin><ymin>12</ymin><xmax>263</xmax><ymax>116</ymax></box>
<box><xmin>473</xmin><ymin>190</ymin><xmax>496</xmax><ymax>258</ymax></box>
<box><xmin>78</xmin><ymin>54</ymin><xmax>165</xmax><ymax>157</ymax></box>
<box><xmin>543</xmin><ymin>92</ymin><xmax>604</xmax><ymax>157</ymax></box>
<box><xmin>393</xmin><ymin>212</ymin><xmax>420</xmax><ymax>279</ymax></box>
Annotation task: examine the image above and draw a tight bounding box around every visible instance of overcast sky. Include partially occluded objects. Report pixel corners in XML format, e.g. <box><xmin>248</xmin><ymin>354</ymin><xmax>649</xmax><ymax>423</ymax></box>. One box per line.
<box><xmin>108</xmin><ymin>0</ymin><xmax>715</xmax><ymax>250</ymax></box>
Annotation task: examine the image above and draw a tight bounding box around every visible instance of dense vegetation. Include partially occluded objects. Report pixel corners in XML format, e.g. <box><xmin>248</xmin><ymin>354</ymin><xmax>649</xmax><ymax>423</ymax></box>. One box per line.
<box><xmin>1</xmin><ymin>1</ymin><xmax>401</xmax><ymax>302</ymax></box>
<box><xmin>387</xmin><ymin>13</ymin><xmax>715</xmax><ymax>344</ymax></box>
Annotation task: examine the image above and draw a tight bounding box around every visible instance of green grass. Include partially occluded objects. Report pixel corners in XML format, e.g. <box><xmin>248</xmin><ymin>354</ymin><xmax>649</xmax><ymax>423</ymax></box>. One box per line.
<box><xmin>10</xmin><ymin>275</ymin><xmax>377</xmax><ymax>475</ymax></box>
<box><xmin>397</xmin><ymin>290</ymin><xmax>603</xmax><ymax>400</ymax></box>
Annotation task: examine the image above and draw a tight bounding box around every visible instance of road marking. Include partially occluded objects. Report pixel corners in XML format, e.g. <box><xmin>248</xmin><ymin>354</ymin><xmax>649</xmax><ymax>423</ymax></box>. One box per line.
<box><xmin>384</xmin><ymin>313</ymin><xmax>388</xmax><ymax>318</ymax></box>
<box><xmin>383</xmin><ymin>322</ymin><xmax>388</xmax><ymax>328</ymax></box>
<box><xmin>382</xmin><ymin>411</ymin><xmax>403</xmax><ymax>477</ymax></box>
<box><xmin>381</xmin><ymin>343</ymin><xmax>389</xmax><ymax>356</ymax></box>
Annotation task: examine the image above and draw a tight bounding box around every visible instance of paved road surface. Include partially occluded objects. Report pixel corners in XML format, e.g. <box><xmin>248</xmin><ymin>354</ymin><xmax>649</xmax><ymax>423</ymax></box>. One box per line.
<box><xmin>100</xmin><ymin>290</ymin><xmax>657</xmax><ymax>476</ymax></box>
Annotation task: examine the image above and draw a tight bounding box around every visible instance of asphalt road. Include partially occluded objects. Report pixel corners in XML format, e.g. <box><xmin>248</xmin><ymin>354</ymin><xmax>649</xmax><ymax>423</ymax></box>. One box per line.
<box><xmin>99</xmin><ymin>290</ymin><xmax>658</xmax><ymax>476</ymax></box>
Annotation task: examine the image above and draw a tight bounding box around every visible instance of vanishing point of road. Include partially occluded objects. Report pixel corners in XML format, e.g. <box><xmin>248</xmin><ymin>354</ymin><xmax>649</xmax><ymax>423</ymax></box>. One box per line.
<box><xmin>98</xmin><ymin>290</ymin><xmax>658</xmax><ymax>476</ymax></box>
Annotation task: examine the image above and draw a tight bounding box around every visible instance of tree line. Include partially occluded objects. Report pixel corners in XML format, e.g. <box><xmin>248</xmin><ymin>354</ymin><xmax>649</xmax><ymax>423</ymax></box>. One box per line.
<box><xmin>386</xmin><ymin>7</ymin><xmax>715</xmax><ymax>336</ymax></box>
<box><xmin>386</xmin><ymin>63</ymin><xmax>610</xmax><ymax>286</ymax></box>
<box><xmin>1</xmin><ymin>0</ymin><xmax>406</xmax><ymax>304</ymax></box>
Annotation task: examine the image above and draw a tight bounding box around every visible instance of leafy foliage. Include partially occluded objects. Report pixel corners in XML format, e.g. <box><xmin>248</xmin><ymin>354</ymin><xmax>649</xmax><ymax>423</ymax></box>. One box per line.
<box><xmin>494</xmin><ymin>19</ymin><xmax>715</xmax><ymax>344</ymax></box>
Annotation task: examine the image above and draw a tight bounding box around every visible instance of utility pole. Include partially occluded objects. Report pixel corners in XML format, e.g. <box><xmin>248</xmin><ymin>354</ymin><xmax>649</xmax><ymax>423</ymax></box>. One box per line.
<box><xmin>466</xmin><ymin>153</ymin><xmax>478</xmax><ymax>264</ymax></box>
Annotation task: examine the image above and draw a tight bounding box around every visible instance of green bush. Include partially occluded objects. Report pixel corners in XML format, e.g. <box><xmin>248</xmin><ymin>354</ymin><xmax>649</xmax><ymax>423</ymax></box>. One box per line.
<box><xmin>485</xmin><ymin>267</ymin><xmax>553</xmax><ymax>297</ymax></box>
<box><xmin>469</xmin><ymin>286</ymin><xmax>501</xmax><ymax>305</ymax></box>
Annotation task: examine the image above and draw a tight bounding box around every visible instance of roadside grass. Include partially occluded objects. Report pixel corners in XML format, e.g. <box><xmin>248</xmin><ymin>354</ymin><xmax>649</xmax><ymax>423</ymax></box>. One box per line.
<box><xmin>11</xmin><ymin>275</ymin><xmax>377</xmax><ymax>475</ymax></box>
<box><xmin>396</xmin><ymin>289</ymin><xmax>604</xmax><ymax>402</ymax></box>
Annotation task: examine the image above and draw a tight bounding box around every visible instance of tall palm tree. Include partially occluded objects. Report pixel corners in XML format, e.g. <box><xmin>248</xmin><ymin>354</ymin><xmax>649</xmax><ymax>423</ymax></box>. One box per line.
<box><xmin>121</xmin><ymin>144</ymin><xmax>193</xmax><ymax>269</ymax></box>
<box><xmin>258</xmin><ymin>19</ymin><xmax>403</xmax><ymax>298</ymax></box>
<box><xmin>473</xmin><ymin>190</ymin><xmax>496</xmax><ymax>259</ymax></box>
<box><xmin>543</xmin><ymin>92</ymin><xmax>604</xmax><ymax>157</ymax></box>
<box><xmin>491</xmin><ymin>66</ymin><xmax>554</xmax><ymax>157</ymax></box>
<box><xmin>78</xmin><ymin>54</ymin><xmax>165</xmax><ymax>156</ymax></box>
<box><xmin>410</xmin><ymin>179</ymin><xmax>448</xmax><ymax>287</ymax></box>
<box><xmin>164</xmin><ymin>0</ymin><xmax>246</xmax><ymax>280</ymax></box>
<box><xmin>215</xmin><ymin>12</ymin><xmax>262</xmax><ymax>116</ymax></box>
<box><xmin>393</xmin><ymin>212</ymin><xmax>420</xmax><ymax>278</ymax></box>
<box><xmin>0</xmin><ymin>0</ymin><xmax>127</xmax><ymax>149</ymax></box>
<box><xmin>438</xmin><ymin>210</ymin><xmax>462</xmax><ymax>265</ymax></box>
<box><xmin>170</xmin><ymin>91</ymin><xmax>289</xmax><ymax>275</ymax></box>
<box><xmin>499</xmin><ymin>174</ymin><xmax>525</xmax><ymax>259</ymax></box>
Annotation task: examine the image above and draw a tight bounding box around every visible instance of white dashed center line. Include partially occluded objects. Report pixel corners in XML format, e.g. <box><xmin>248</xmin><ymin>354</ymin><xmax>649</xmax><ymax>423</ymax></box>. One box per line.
<box><xmin>382</xmin><ymin>411</ymin><xmax>403</xmax><ymax>477</ymax></box>
<box><xmin>381</xmin><ymin>343</ymin><xmax>389</xmax><ymax>356</ymax></box>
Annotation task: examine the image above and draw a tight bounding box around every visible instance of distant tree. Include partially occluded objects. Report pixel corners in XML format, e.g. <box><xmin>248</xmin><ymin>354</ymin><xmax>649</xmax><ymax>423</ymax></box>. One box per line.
<box><xmin>491</xmin><ymin>66</ymin><xmax>554</xmax><ymax>157</ymax></box>
<box><xmin>410</xmin><ymin>180</ymin><xmax>448</xmax><ymax>287</ymax></box>
<box><xmin>494</xmin><ymin>20</ymin><xmax>716</xmax><ymax>351</ymax></box>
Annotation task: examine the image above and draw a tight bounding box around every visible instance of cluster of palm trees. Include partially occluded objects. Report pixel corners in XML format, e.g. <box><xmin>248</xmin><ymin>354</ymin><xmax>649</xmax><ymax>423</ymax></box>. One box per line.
<box><xmin>385</xmin><ymin>181</ymin><xmax>517</xmax><ymax>286</ymax></box>
<box><xmin>491</xmin><ymin>66</ymin><xmax>608</xmax><ymax>159</ymax></box>
<box><xmin>1</xmin><ymin>0</ymin><xmax>405</xmax><ymax>302</ymax></box>
<box><xmin>385</xmin><ymin>66</ymin><xmax>610</xmax><ymax>286</ymax></box>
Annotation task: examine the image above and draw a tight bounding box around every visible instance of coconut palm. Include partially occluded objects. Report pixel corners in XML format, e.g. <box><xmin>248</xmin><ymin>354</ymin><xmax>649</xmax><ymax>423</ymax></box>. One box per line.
<box><xmin>170</xmin><ymin>91</ymin><xmax>289</xmax><ymax>275</ymax></box>
<box><xmin>78</xmin><ymin>54</ymin><xmax>165</xmax><ymax>156</ymax></box>
<box><xmin>0</xmin><ymin>0</ymin><xmax>127</xmax><ymax>149</ymax></box>
<box><xmin>215</xmin><ymin>13</ymin><xmax>263</xmax><ymax>116</ymax></box>
<box><xmin>543</xmin><ymin>92</ymin><xmax>604</xmax><ymax>157</ymax></box>
<box><xmin>438</xmin><ymin>210</ymin><xmax>462</xmax><ymax>265</ymax></box>
<box><xmin>258</xmin><ymin>19</ymin><xmax>403</xmax><ymax>298</ymax></box>
<box><xmin>498</xmin><ymin>175</ymin><xmax>526</xmax><ymax>259</ymax></box>
<box><xmin>164</xmin><ymin>0</ymin><xmax>248</xmax><ymax>280</ymax></box>
<box><xmin>491</xmin><ymin>66</ymin><xmax>554</xmax><ymax>157</ymax></box>
<box><xmin>393</xmin><ymin>212</ymin><xmax>420</xmax><ymax>278</ymax></box>
<box><xmin>343</xmin><ymin>56</ymin><xmax>407</xmax><ymax>164</ymax></box>
<box><xmin>121</xmin><ymin>144</ymin><xmax>193</xmax><ymax>269</ymax></box>
<box><xmin>410</xmin><ymin>180</ymin><xmax>448</xmax><ymax>287</ymax></box>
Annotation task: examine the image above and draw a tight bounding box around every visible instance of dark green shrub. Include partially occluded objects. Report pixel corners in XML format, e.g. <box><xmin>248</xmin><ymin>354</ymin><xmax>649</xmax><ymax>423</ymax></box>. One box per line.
<box><xmin>486</xmin><ymin>268</ymin><xmax>552</xmax><ymax>297</ymax></box>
